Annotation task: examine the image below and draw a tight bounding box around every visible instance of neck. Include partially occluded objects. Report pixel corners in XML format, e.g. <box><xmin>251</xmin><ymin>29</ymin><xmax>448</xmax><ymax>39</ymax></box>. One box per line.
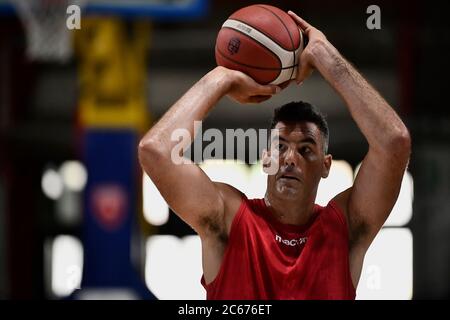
<box><xmin>264</xmin><ymin>192</ymin><xmax>316</xmax><ymax>226</ymax></box>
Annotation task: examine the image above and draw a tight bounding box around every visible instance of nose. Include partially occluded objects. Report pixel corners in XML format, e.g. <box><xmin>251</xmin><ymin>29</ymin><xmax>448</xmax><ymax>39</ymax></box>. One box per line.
<box><xmin>283</xmin><ymin>147</ymin><xmax>299</xmax><ymax>167</ymax></box>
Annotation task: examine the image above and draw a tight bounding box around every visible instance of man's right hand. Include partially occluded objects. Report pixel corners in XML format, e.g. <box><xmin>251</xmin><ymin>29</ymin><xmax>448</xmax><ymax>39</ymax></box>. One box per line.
<box><xmin>288</xmin><ymin>10</ymin><xmax>329</xmax><ymax>85</ymax></box>
<box><xmin>215</xmin><ymin>66</ymin><xmax>281</xmax><ymax>104</ymax></box>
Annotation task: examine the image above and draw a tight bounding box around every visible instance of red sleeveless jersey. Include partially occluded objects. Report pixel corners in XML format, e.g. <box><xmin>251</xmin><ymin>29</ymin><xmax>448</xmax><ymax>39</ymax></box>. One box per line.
<box><xmin>201</xmin><ymin>196</ymin><xmax>356</xmax><ymax>300</ymax></box>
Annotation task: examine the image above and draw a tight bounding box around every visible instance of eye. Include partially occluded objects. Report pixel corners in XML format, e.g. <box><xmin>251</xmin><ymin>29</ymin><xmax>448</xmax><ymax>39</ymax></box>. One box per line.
<box><xmin>299</xmin><ymin>146</ymin><xmax>312</xmax><ymax>155</ymax></box>
<box><xmin>276</xmin><ymin>143</ymin><xmax>286</xmax><ymax>151</ymax></box>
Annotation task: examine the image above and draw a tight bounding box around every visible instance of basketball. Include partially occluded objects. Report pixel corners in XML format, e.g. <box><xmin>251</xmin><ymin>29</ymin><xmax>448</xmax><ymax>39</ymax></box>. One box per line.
<box><xmin>215</xmin><ymin>4</ymin><xmax>304</xmax><ymax>85</ymax></box>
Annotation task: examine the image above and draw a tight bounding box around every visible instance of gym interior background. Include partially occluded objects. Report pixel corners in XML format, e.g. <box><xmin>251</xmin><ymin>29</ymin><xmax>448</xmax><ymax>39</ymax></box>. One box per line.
<box><xmin>0</xmin><ymin>0</ymin><xmax>449</xmax><ymax>299</ymax></box>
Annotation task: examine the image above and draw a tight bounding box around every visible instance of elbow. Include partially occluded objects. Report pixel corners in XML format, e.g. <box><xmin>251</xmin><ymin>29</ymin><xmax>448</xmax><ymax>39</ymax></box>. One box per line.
<box><xmin>138</xmin><ymin>137</ymin><xmax>167</xmax><ymax>168</ymax></box>
<box><xmin>138</xmin><ymin>138</ymin><xmax>156</xmax><ymax>155</ymax></box>
<box><xmin>396</xmin><ymin>127</ymin><xmax>411</xmax><ymax>153</ymax></box>
<box><xmin>390</xmin><ymin>127</ymin><xmax>412</xmax><ymax>161</ymax></box>
<box><xmin>138</xmin><ymin>138</ymin><xmax>154</xmax><ymax>160</ymax></box>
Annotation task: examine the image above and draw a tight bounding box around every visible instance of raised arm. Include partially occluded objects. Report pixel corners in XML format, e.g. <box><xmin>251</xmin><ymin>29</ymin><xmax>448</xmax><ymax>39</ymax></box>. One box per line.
<box><xmin>138</xmin><ymin>66</ymin><xmax>280</xmax><ymax>238</ymax></box>
<box><xmin>289</xmin><ymin>11</ymin><xmax>411</xmax><ymax>279</ymax></box>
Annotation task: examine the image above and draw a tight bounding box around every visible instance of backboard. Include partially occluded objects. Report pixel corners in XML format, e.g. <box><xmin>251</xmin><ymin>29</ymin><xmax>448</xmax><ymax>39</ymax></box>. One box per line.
<box><xmin>0</xmin><ymin>0</ymin><xmax>209</xmax><ymax>61</ymax></box>
<box><xmin>0</xmin><ymin>0</ymin><xmax>209</xmax><ymax>20</ymax></box>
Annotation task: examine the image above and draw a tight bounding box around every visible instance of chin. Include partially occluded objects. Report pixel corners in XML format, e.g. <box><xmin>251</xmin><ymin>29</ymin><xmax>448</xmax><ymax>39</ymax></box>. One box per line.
<box><xmin>275</xmin><ymin>183</ymin><xmax>301</xmax><ymax>199</ymax></box>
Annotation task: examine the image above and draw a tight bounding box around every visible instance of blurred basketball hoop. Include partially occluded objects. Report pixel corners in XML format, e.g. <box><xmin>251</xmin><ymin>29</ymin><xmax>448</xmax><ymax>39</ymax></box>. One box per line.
<box><xmin>3</xmin><ymin>0</ymin><xmax>208</xmax><ymax>63</ymax></box>
<box><xmin>10</xmin><ymin>0</ymin><xmax>87</xmax><ymax>63</ymax></box>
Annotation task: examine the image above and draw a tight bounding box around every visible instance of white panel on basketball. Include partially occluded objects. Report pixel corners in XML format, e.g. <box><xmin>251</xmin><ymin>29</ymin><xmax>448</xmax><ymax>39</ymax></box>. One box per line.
<box><xmin>271</xmin><ymin>57</ymin><xmax>300</xmax><ymax>86</ymax></box>
<box><xmin>222</xmin><ymin>19</ymin><xmax>303</xmax><ymax>85</ymax></box>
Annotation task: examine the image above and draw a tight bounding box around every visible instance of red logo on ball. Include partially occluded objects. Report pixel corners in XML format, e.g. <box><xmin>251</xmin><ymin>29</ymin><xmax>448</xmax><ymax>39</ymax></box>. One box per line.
<box><xmin>228</xmin><ymin>37</ymin><xmax>241</xmax><ymax>55</ymax></box>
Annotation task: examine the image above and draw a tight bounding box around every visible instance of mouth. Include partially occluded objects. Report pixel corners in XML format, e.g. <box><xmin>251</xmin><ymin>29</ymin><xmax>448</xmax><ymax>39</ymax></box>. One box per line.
<box><xmin>279</xmin><ymin>174</ymin><xmax>300</xmax><ymax>182</ymax></box>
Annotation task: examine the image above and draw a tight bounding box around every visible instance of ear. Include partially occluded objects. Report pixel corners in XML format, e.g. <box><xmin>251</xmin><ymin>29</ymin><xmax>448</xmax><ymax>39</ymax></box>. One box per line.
<box><xmin>262</xmin><ymin>147</ymin><xmax>280</xmax><ymax>175</ymax></box>
<box><xmin>321</xmin><ymin>154</ymin><xmax>332</xmax><ymax>178</ymax></box>
<box><xmin>262</xmin><ymin>148</ymin><xmax>271</xmax><ymax>172</ymax></box>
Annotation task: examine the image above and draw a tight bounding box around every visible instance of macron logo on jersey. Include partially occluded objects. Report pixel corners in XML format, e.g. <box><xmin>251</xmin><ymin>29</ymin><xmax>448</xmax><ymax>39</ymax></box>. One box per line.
<box><xmin>275</xmin><ymin>234</ymin><xmax>307</xmax><ymax>247</ymax></box>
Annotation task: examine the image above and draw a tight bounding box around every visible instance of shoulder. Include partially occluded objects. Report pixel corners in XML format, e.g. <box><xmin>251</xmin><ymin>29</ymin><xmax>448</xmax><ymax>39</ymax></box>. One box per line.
<box><xmin>214</xmin><ymin>182</ymin><xmax>244</xmax><ymax>198</ymax></box>
<box><xmin>325</xmin><ymin>199</ymin><xmax>348</xmax><ymax>227</ymax></box>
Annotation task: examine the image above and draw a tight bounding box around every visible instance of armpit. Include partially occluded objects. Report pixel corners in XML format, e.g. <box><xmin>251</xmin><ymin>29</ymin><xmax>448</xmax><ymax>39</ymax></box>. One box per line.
<box><xmin>199</xmin><ymin>214</ymin><xmax>228</xmax><ymax>243</ymax></box>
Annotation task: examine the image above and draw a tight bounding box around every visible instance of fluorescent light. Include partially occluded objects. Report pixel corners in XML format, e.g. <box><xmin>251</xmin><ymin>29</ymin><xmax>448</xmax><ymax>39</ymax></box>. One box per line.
<box><xmin>145</xmin><ymin>235</ymin><xmax>205</xmax><ymax>300</ymax></box>
<box><xmin>246</xmin><ymin>160</ymin><xmax>268</xmax><ymax>198</ymax></box>
<box><xmin>50</xmin><ymin>235</ymin><xmax>83</xmax><ymax>298</ymax></box>
<box><xmin>356</xmin><ymin>228</ymin><xmax>413</xmax><ymax>300</ymax></box>
<box><xmin>42</xmin><ymin>168</ymin><xmax>63</xmax><ymax>200</ymax></box>
<box><xmin>316</xmin><ymin>160</ymin><xmax>353</xmax><ymax>206</ymax></box>
<box><xmin>59</xmin><ymin>161</ymin><xmax>88</xmax><ymax>192</ymax></box>
<box><xmin>385</xmin><ymin>171</ymin><xmax>413</xmax><ymax>226</ymax></box>
<box><xmin>143</xmin><ymin>174</ymin><xmax>169</xmax><ymax>226</ymax></box>
<box><xmin>200</xmin><ymin>159</ymin><xmax>249</xmax><ymax>193</ymax></box>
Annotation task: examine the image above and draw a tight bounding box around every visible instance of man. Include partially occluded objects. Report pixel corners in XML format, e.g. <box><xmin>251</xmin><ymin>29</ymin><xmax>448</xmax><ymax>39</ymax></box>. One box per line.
<box><xmin>138</xmin><ymin>11</ymin><xmax>411</xmax><ymax>299</ymax></box>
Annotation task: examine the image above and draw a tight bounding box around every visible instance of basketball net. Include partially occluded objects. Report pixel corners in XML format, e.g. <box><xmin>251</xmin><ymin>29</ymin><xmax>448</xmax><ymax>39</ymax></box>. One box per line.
<box><xmin>11</xmin><ymin>0</ymin><xmax>87</xmax><ymax>63</ymax></box>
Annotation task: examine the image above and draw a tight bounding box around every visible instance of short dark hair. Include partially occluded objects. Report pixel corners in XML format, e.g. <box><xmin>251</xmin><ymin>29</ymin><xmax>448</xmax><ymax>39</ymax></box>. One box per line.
<box><xmin>270</xmin><ymin>101</ymin><xmax>329</xmax><ymax>153</ymax></box>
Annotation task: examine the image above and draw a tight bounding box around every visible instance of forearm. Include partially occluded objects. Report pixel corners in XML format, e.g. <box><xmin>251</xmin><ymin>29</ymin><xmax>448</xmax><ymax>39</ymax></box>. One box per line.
<box><xmin>140</xmin><ymin>67</ymin><xmax>230</xmax><ymax>155</ymax></box>
<box><xmin>312</xmin><ymin>41</ymin><xmax>410</xmax><ymax>155</ymax></box>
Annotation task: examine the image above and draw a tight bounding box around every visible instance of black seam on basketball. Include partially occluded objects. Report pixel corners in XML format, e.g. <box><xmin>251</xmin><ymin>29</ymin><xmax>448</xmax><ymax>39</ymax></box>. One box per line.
<box><xmin>226</xmin><ymin>17</ymin><xmax>290</xmax><ymax>52</ymax></box>
<box><xmin>221</xmin><ymin>26</ymin><xmax>282</xmax><ymax>69</ymax></box>
<box><xmin>217</xmin><ymin>47</ymin><xmax>299</xmax><ymax>70</ymax></box>
<box><xmin>256</xmin><ymin>5</ymin><xmax>297</xmax><ymax>81</ymax></box>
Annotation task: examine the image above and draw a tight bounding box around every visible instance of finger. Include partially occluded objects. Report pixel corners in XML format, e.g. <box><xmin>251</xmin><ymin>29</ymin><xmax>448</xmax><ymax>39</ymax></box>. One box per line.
<box><xmin>300</xmin><ymin>28</ymin><xmax>309</xmax><ymax>47</ymax></box>
<box><xmin>278</xmin><ymin>80</ymin><xmax>292</xmax><ymax>90</ymax></box>
<box><xmin>288</xmin><ymin>11</ymin><xmax>312</xmax><ymax>32</ymax></box>
<box><xmin>253</xmin><ymin>84</ymin><xmax>281</xmax><ymax>96</ymax></box>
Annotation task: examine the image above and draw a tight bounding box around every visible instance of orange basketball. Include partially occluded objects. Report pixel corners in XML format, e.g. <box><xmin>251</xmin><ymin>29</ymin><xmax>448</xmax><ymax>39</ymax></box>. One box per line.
<box><xmin>215</xmin><ymin>4</ymin><xmax>304</xmax><ymax>85</ymax></box>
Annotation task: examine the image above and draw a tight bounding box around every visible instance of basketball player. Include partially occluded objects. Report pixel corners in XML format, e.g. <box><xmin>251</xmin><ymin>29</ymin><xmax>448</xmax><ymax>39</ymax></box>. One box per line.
<box><xmin>138</xmin><ymin>12</ymin><xmax>411</xmax><ymax>299</ymax></box>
